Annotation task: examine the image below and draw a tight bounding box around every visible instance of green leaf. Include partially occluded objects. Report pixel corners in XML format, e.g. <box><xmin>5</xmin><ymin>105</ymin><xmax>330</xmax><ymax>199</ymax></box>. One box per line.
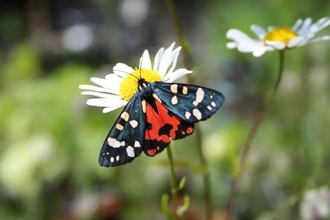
<box><xmin>160</xmin><ymin>193</ymin><xmax>170</xmax><ymax>217</ymax></box>
<box><xmin>178</xmin><ymin>177</ymin><xmax>186</xmax><ymax>191</ymax></box>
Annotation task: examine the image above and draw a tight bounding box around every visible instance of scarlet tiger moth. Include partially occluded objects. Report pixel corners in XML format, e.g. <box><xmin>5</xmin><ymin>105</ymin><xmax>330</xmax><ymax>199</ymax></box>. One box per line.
<box><xmin>99</xmin><ymin>77</ymin><xmax>224</xmax><ymax>167</ymax></box>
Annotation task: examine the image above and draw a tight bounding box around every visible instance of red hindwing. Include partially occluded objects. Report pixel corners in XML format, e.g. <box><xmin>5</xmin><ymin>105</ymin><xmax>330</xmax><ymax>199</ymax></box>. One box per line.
<box><xmin>144</xmin><ymin>99</ymin><xmax>194</xmax><ymax>156</ymax></box>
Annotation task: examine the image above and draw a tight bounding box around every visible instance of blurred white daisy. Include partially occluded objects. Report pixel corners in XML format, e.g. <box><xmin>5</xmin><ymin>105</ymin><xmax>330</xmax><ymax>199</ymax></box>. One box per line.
<box><xmin>300</xmin><ymin>186</ymin><xmax>330</xmax><ymax>220</ymax></box>
<box><xmin>226</xmin><ymin>17</ymin><xmax>330</xmax><ymax>56</ymax></box>
<box><xmin>79</xmin><ymin>43</ymin><xmax>192</xmax><ymax>113</ymax></box>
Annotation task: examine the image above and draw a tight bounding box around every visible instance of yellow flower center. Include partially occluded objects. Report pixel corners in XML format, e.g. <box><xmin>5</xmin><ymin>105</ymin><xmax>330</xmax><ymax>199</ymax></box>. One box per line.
<box><xmin>262</xmin><ymin>26</ymin><xmax>298</xmax><ymax>45</ymax></box>
<box><xmin>119</xmin><ymin>68</ymin><xmax>162</xmax><ymax>101</ymax></box>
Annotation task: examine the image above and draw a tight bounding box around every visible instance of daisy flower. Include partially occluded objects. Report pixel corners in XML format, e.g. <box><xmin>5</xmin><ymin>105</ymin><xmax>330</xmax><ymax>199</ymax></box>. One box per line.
<box><xmin>226</xmin><ymin>17</ymin><xmax>330</xmax><ymax>57</ymax></box>
<box><xmin>79</xmin><ymin>43</ymin><xmax>192</xmax><ymax>113</ymax></box>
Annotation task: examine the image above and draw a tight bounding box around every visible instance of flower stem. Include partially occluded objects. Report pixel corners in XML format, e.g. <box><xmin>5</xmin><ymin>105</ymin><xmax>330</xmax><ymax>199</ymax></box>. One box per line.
<box><xmin>225</xmin><ymin>50</ymin><xmax>285</xmax><ymax>220</ymax></box>
<box><xmin>166</xmin><ymin>145</ymin><xmax>178</xmax><ymax>220</ymax></box>
<box><xmin>195</xmin><ymin>126</ymin><xmax>213</xmax><ymax>220</ymax></box>
<box><xmin>165</xmin><ymin>1</ymin><xmax>212</xmax><ymax>219</ymax></box>
<box><xmin>164</xmin><ymin>0</ymin><xmax>193</xmax><ymax>69</ymax></box>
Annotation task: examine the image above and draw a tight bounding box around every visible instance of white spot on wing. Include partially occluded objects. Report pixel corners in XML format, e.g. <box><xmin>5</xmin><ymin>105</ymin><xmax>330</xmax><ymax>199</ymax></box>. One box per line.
<box><xmin>134</xmin><ymin>141</ymin><xmax>141</xmax><ymax>148</ymax></box>
<box><xmin>121</xmin><ymin>112</ymin><xmax>129</xmax><ymax>121</ymax></box>
<box><xmin>108</xmin><ymin>137</ymin><xmax>121</xmax><ymax>148</ymax></box>
<box><xmin>130</xmin><ymin>120</ymin><xmax>138</xmax><ymax>128</ymax></box>
<box><xmin>211</xmin><ymin>101</ymin><xmax>216</xmax><ymax>107</ymax></box>
<box><xmin>116</xmin><ymin>155</ymin><xmax>120</xmax><ymax>161</ymax></box>
<box><xmin>193</xmin><ymin>109</ymin><xmax>202</xmax><ymax>120</ymax></box>
<box><xmin>196</xmin><ymin>88</ymin><xmax>205</xmax><ymax>102</ymax></box>
<box><xmin>107</xmin><ymin>137</ymin><xmax>114</xmax><ymax>146</ymax></box>
<box><xmin>207</xmin><ymin>105</ymin><xmax>212</xmax><ymax>110</ymax></box>
<box><xmin>111</xmin><ymin>157</ymin><xmax>114</xmax><ymax>163</ymax></box>
<box><xmin>170</xmin><ymin>84</ymin><xmax>178</xmax><ymax>93</ymax></box>
<box><xmin>182</xmin><ymin>86</ymin><xmax>188</xmax><ymax>94</ymax></box>
<box><xmin>142</xmin><ymin>100</ymin><xmax>146</xmax><ymax>113</ymax></box>
<box><xmin>153</xmin><ymin>94</ymin><xmax>162</xmax><ymax>103</ymax></box>
<box><xmin>126</xmin><ymin>146</ymin><xmax>135</xmax><ymax>157</ymax></box>
<box><xmin>116</xmin><ymin>124</ymin><xmax>124</xmax><ymax>130</ymax></box>
<box><xmin>193</xmin><ymin>88</ymin><xmax>205</xmax><ymax>106</ymax></box>
<box><xmin>185</xmin><ymin>111</ymin><xmax>191</xmax><ymax>120</ymax></box>
<box><xmin>171</xmin><ymin>95</ymin><xmax>178</xmax><ymax>105</ymax></box>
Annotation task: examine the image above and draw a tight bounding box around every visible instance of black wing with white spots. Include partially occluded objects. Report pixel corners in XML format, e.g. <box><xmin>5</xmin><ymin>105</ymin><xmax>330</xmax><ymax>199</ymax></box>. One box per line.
<box><xmin>151</xmin><ymin>82</ymin><xmax>225</xmax><ymax>123</ymax></box>
<box><xmin>99</xmin><ymin>94</ymin><xmax>145</xmax><ymax>167</ymax></box>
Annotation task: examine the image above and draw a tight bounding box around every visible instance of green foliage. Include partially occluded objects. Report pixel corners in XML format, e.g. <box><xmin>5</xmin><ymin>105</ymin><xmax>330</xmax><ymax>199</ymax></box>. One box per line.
<box><xmin>0</xmin><ymin>1</ymin><xmax>330</xmax><ymax>219</ymax></box>
<box><xmin>5</xmin><ymin>42</ymin><xmax>40</xmax><ymax>81</ymax></box>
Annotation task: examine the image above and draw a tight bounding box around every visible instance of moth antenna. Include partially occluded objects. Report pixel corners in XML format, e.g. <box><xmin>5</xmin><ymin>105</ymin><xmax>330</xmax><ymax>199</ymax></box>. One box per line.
<box><xmin>114</xmin><ymin>66</ymin><xmax>140</xmax><ymax>80</ymax></box>
<box><xmin>128</xmin><ymin>73</ymin><xmax>139</xmax><ymax>80</ymax></box>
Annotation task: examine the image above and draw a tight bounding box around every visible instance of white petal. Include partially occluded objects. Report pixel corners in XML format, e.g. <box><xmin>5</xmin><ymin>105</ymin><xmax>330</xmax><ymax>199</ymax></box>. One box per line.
<box><xmin>227</xmin><ymin>29</ymin><xmax>270</xmax><ymax>56</ymax></box>
<box><xmin>79</xmin><ymin>84</ymin><xmax>116</xmax><ymax>94</ymax></box>
<box><xmin>291</xmin><ymin>18</ymin><xmax>303</xmax><ymax>32</ymax></box>
<box><xmin>140</xmin><ymin>50</ymin><xmax>152</xmax><ymax>69</ymax></box>
<box><xmin>226</xmin><ymin>29</ymin><xmax>261</xmax><ymax>51</ymax></box>
<box><xmin>309</xmin><ymin>17</ymin><xmax>330</xmax><ymax>34</ymax></box>
<box><xmin>296</xmin><ymin>39</ymin><xmax>310</xmax><ymax>47</ymax></box>
<box><xmin>107</xmin><ymin>74</ymin><xmax>122</xmax><ymax>92</ymax></box>
<box><xmin>105</xmin><ymin>106</ymin><xmax>124</xmax><ymax>113</ymax></box>
<box><xmin>307</xmin><ymin>35</ymin><xmax>330</xmax><ymax>43</ymax></box>
<box><xmin>90</xmin><ymin>77</ymin><xmax>112</xmax><ymax>89</ymax></box>
<box><xmin>297</xmin><ymin>18</ymin><xmax>312</xmax><ymax>36</ymax></box>
<box><xmin>157</xmin><ymin>43</ymin><xmax>176</xmax><ymax>77</ymax></box>
<box><xmin>104</xmin><ymin>74</ymin><xmax>122</xmax><ymax>94</ymax></box>
<box><xmin>90</xmin><ymin>77</ymin><xmax>121</xmax><ymax>94</ymax></box>
<box><xmin>162</xmin><ymin>47</ymin><xmax>181</xmax><ymax>79</ymax></box>
<box><xmin>113</xmin><ymin>63</ymin><xmax>134</xmax><ymax>78</ymax></box>
<box><xmin>105</xmin><ymin>73</ymin><xmax>122</xmax><ymax>82</ymax></box>
<box><xmin>163</xmin><ymin>68</ymin><xmax>192</xmax><ymax>82</ymax></box>
<box><xmin>81</xmin><ymin>91</ymin><xmax>122</xmax><ymax>99</ymax></box>
<box><xmin>103</xmin><ymin>103</ymin><xmax>127</xmax><ymax>113</ymax></box>
<box><xmin>267</xmin><ymin>26</ymin><xmax>276</xmax><ymax>32</ymax></box>
<box><xmin>288</xmin><ymin>36</ymin><xmax>306</xmax><ymax>48</ymax></box>
<box><xmin>236</xmin><ymin>42</ymin><xmax>264</xmax><ymax>53</ymax></box>
<box><xmin>153</xmin><ymin>46</ymin><xmax>165</xmax><ymax>71</ymax></box>
<box><xmin>250</xmin><ymin>25</ymin><xmax>266</xmax><ymax>39</ymax></box>
<box><xmin>226</xmin><ymin>29</ymin><xmax>250</xmax><ymax>42</ymax></box>
<box><xmin>252</xmin><ymin>46</ymin><xmax>268</xmax><ymax>57</ymax></box>
<box><xmin>265</xmin><ymin>41</ymin><xmax>286</xmax><ymax>50</ymax></box>
<box><xmin>226</xmin><ymin>42</ymin><xmax>238</xmax><ymax>49</ymax></box>
<box><xmin>86</xmin><ymin>98</ymin><xmax>127</xmax><ymax>112</ymax></box>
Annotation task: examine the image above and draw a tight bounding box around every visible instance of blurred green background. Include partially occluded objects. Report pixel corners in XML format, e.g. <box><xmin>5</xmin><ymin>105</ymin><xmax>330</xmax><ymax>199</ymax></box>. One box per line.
<box><xmin>0</xmin><ymin>0</ymin><xmax>330</xmax><ymax>219</ymax></box>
